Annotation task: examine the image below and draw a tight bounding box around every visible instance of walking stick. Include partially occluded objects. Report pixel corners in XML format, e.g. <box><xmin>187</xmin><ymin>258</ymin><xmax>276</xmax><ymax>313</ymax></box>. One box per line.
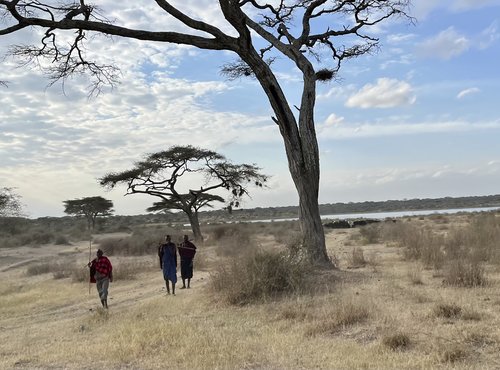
<box><xmin>88</xmin><ymin>235</ymin><xmax>92</xmax><ymax>295</ymax></box>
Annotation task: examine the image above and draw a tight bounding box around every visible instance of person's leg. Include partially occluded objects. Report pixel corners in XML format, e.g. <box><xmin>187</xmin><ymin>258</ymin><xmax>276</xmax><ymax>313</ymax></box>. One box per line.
<box><xmin>172</xmin><ymin>282</ymin><xmax>176</xmax><ymax>295</ymax></box>
<box><xmin>101</xmin><ymin>278</ymin><xmax>110</xmax><ymax>308</ymax></box>
<box><xmin>96</xmin><ymin>278</ymin><xmax>105</xmax><ymax>306</ymax></box>
<box><xmin>180</xmin><ymin>259</ymin><xmax>187</xmax><ymax>288</ymax></box>
<box><xmin>165</xmin><ymin>280</ymin><xmax>170</xmax><ymax>294</ymax></box>
<box><xmin>187</xmin><ymin>278</ymin><xmax>191</xmax><ymax>288</ymax></box>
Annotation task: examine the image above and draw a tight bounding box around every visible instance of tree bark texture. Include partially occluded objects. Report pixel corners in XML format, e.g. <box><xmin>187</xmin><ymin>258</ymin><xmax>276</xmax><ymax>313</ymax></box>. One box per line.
<box><xmin>186</xmin><ymin>211</ymin><xmax>203</xmax><ymax>243</ymax></box>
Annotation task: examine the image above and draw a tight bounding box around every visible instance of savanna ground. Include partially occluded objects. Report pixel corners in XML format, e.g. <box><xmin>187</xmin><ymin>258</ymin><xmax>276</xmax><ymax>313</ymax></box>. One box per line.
<box><xmin>1</xmin><ymin>212</ymin><xmax>500</xmax><ymax>369</ymax></box>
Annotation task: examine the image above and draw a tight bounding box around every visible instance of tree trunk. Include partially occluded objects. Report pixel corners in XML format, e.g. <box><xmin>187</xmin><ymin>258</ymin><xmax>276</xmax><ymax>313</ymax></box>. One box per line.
<box><xmin>186</xmin><ymin>211</ymin><xmax>204</xmax><ymax>243</ymax></box>
<box><xmin>242</xmin><ymin>50</ymin><xmax>330</xmax><ymax>265</ymax></box>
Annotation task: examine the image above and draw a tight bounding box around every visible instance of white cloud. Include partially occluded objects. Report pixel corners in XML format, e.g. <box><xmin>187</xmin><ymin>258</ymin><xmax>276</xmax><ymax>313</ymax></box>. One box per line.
<box><xmin>324</xmin><ymin>114</ymin><xmax>345</xmax><ymax>126</ymax></box>
<box><xmin>345</xmin><ymin>78</ymin><xmax>416</xmax><ymax>109</ymax></box>
<box><xmin>417</xmin><ymin>27</ymin><xmax>470</xmax><ymax>60</ymax></box>
<box><xmin>320</xmin><ymin>119</ymin><xmax>500</xmax><ymax>139</ymax></box>
<box><xmin>386</xmin><ymin>33</ymin><xmax>417</xmax><ymax>44</ymax></box>
<box><xmin>478</xmin><ymin>21</ymin><xmax>500</xmax><ymax>49</ymax></box>
<box><xmin>457</xmin><ymin>87</ymin><xmax>480</xmax><ymax>99</ymax></box>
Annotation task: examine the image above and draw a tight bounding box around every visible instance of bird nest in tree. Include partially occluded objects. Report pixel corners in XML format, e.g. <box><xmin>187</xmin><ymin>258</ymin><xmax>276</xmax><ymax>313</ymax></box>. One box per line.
<box><xmin>315</xmin><ymin>69</ymin><xmax>334</xmax><ymax>81</ymax></box>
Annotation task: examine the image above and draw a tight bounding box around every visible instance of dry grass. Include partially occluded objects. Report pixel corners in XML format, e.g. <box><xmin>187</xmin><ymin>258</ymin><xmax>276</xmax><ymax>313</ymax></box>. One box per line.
<box><xmin>346</xmin><ymin>247</ymin><xmax>367</xmax><ymax>269</ymax></box>
<box><xmin>382</xmin><ymin>332</ymin><xmax>411</xmax><ymax>351</ymax></box>
<box><xmin>2</xmin><ymin>212</ymin><xmax>500</xmax><ymax>369</ymax></box>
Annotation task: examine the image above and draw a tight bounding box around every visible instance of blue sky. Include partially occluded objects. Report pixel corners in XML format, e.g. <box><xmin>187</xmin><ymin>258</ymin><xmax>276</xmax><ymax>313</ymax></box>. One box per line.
<box><xmin>1</xmin><ymin>1</ymin><xmax>500</xmax><ymax>218</ymax></box>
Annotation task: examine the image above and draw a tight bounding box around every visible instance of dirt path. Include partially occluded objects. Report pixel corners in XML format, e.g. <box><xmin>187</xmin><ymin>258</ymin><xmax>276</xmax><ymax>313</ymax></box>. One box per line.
<box><xmin>0</xmin><ymin>236</ymin><xmax>211</xmax><ymax>336</ymax></box>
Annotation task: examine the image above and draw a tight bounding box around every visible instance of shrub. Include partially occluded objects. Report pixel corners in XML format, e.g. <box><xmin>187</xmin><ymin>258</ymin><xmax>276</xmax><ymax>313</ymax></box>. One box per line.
<box><xmin>407</xmin><ymin>264</ymin><xmax>423</xmax><ymax>285</ymax></box>
<box><xmin>71</xmin><ymin>266</ymin><xmax>89</xmax><ymax>282</ymax></box>
<box><xmin>439</xmin><ymin>346</ymin><xmax>467</xmax><ymax>363</ymax></box>
<box><xmin>434</xmin><ymin>303</ymin><xmax>462</xmax><ymax>319</ymax></box>
<box><xmin>305</xmin><ymin>299</ymin><xmax>370</xmax><ymax>336</ymax></box>
<box><xmin>112</xmin><ymin>260</ymin><xmax>147</xmax><ymax>280</ymax></box>
<box><xmin>54</xmin><ymin>235</ymin><xmax>70</xmax><ymax>245</ymax></box>
<box><xmin>382</xmin><ymin>332</ymin><xmax>410</xmax><ymax>351</ymax></box>
<box><xmin>359</xmin><ymin>224</ymin><xmax>381</xmax><ymax>244</ymax></box>
<box><xmin>347</xmin><ymin>247</ymin><xmax>366</xmax><ymax>269</ymax></box>
<box><xmin>26</xmin><ymin>261</ymin><xmax>74</xmax><ymax>278</ymax></box>
<box><xmin>210</xmin><ymin>249</ymin><xmax>308</xmax><ymax>305</ymax></box>
<box><xmin>211</xmin><ymin>225</ymin><xmax>252</xmax><ymax>257</ymax></box>
<box><xmin>96</xmin><ymin>226</ymin><xmax>173</xmax><ymax>256</ymax></box>
<box><xmin>442</xmin><ymin>259</ymin><xmax>487</xmax><ymax>287</ymax></box>
<box><xmin>26</xmin><ymin>263</ymin><xmax>51</xmax><ymax>276</ymax></box>
<box><xmin>445</xmin><ymin>214</ymin><xmax>500</xmax><ymax>263</ymax></box>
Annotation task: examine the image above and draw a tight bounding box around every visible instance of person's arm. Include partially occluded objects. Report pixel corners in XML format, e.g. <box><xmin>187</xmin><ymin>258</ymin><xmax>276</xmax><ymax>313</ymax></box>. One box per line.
<box><xmin>174</xmin><ymin>245</ymin><xmax>178</xmax><ymax>267</ymax></box>
<box><xmin>158</xmin><ymin>245</ymin><xmax>163</xmax><ymax>269</ymax></box>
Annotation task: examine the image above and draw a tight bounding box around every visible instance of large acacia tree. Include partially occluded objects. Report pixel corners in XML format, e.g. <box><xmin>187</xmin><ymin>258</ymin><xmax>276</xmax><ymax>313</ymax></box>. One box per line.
<box><xmin>0</xmin><ymin>0</ymin><xmax>411</xmax><ymax>264</ymax></box>
<box><xmin>100</xmin><ymin>145</ymin><xmax>267</xmax><ymax>242</ymax></box>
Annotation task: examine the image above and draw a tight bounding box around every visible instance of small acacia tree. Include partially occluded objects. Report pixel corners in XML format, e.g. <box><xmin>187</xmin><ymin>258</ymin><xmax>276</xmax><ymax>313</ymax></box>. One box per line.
<box><xmin>0</xmin><ymin>0</ymin><xmax>412</xmax><ymax>264</ymax></box>
<box><xmin>63</xmin><ymin>196</ymin><xmax>114</xmax><ymax>231</ymax></box>
<box><xmin>0</xmin><ymin>187</ymin><xmax>23</xmax><ymax>217</ymax></box>
<box><xmin>99</xmin><ymin>145</ymin><xmax>267</xmax><ymax>242</ymax></box>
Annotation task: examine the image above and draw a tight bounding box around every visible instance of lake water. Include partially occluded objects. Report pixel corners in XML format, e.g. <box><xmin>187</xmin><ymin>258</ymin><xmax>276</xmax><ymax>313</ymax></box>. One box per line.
<box><xmin>245</xmin><ymin>206</ymin><xmax>500</xmax><ymax>223</ymax></box>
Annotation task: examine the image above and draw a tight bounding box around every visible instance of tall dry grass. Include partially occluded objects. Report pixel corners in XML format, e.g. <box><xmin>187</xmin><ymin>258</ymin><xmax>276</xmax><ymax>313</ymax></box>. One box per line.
<box><xmin>3</xmin><ymin>212</ymin><xmax>500</xmax><ymax>369</ymax></box>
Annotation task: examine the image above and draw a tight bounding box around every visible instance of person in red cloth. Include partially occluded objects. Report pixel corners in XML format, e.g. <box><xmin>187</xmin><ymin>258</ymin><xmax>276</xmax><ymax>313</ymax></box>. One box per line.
<box><xmin>178</xmin><ymin>234</ymin><xmax>197</xmax><ymax>289</ymax></box>
<box><xmin>88</xmin><ymin>249</ymin><xmax>113</xmax><ymax>308</ymax></box>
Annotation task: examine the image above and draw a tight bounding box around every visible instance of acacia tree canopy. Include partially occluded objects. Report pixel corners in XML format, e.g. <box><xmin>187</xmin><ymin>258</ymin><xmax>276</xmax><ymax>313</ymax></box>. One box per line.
<box><xmin>100</xmin><ymin>145</ymin><xmax>267</xmax><ymax>241</ymax></box>
<box><xmin>0</xmin><ymin>0</ymin><xmax>411</xmax><ymax>263</ymax></box>
<box><xmin>63</xmin><ymin>196</ymin><xmax>114</xmax><ymax>230</ymax></box>
<box><xmin>0</xmin><ymin>187</ymin><xmax>23</xmax><ymax>217</ymax></box>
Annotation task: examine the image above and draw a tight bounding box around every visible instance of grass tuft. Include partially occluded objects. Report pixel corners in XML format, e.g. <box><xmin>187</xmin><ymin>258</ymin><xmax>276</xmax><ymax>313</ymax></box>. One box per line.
<box><xmin>382</xmin><ymin>332</ymin><xmax>411</xmax><ymax>351</ymax></box>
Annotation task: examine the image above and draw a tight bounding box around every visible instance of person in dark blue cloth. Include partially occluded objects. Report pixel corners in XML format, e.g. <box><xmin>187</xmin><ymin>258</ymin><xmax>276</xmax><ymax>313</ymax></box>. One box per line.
<box><xmin>158</xmin><ymin>234</ymin><xmax>177</xmax><ymax>295</ymax></box>
<box><xmin>178</xmin><ymin>234</ymin><xmax>197</xmax><ymax>289</ymax></box>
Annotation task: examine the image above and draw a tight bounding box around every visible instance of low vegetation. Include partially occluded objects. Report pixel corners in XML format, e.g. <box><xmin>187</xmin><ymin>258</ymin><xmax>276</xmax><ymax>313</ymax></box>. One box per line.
<box><xmin>1</xmin><ymin>211</ymin><xmax>500</xmax><ymax>369</ymax></box>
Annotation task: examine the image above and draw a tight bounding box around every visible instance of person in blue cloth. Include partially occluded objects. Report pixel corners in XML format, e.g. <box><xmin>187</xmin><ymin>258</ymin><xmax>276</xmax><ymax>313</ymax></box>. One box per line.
<box><xmin>158</xmin><ymin>234</ymin><xmax>177</xmax><ymax>295</ymax></box>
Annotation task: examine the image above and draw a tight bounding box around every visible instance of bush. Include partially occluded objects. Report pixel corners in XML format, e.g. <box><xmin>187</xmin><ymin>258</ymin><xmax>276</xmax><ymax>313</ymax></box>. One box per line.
<box><xmin>407</xmin><ymin>264</ymin><xmax>424</xmax><ymax>285</ymax></box>
<box><xmin>211</xmin><ymin>225</ymin><xmax>252</xmax><ymax>257</ymax></box>
<box><xmin>439</xmin><ymin>346</ymin><xmax>468</xmax><ymax>363</ymax></box>
<box><xmin>359</xmin><ymin>224</ymin><xmax>381</xmax><ymax>244</ymax></box>
<box><xmin>382</xmin><ymin>333</ymin><xmax>410</xmax><ymax>351</ymax></box>
<box><xmin>442</xmin><ymin>260</ymin><xmax>487</xmax><ymax>287</ymax></box>
<box><xmin>26</xmin><ymin>263</ymin><xmax>51</xmax><ymax>276</ymax></box>
<box><xmin>434</xmin><ymin>303</ymin><xmax>462</xmax><ymax>319</ymax></box>
<box><xmin>54</xmin><ymin>235</ymin><xmax>70</xmax><ymax>245</ymax></box>
<box><xmin>26</xmin><ymin>261</ymin><xmax>74</xmax><ymax>278</ymax></box>
<box><xmin>305</xmin><ymin>299</ymin><xmax>370</xmax><ymax>336</ymax></box>
<box><xmin>347</xmin><ymin>247</ymin><xmax>366</xmax><ymax>269</ymax></box>
<box><xmin>96</xmin><ymin>226</ymin><xmax>175</xmax><ymax>256</ymax></box>
<box><xmin>211</xmin><ymin>249</ymin><xmax>308</xmax><ymax>305</ymax></box>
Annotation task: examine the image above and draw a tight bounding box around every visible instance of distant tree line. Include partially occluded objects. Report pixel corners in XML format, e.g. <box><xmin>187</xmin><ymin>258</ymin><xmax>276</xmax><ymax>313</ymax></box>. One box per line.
<box><xmin>198</xmin><ymin>194</ymin><xmax>500</xmax><ymax>222</ymax></box>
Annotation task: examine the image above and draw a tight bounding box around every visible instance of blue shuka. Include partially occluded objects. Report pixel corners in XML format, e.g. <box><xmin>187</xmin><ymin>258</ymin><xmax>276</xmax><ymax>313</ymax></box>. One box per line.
<box><xmin>160</xmin><ymin>242</ymin><xmax>177</xmax><ymax>284</ymax></box>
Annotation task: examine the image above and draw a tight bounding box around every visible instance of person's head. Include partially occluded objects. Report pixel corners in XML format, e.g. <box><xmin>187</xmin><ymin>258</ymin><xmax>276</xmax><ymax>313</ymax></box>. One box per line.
<box><xmin>97</xmin><ymin>249</ymin><xmax>103</xmax><ymax>258</ymax></box>
<box><xmin>183</xmin><ymin>235</ymin><xmax>189</xmax><ymax>242</ymax></box>
<box><xmin>165</xmin><ymin>235</ymin><xmax>171</xmax><ymax>242</ymax></box>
